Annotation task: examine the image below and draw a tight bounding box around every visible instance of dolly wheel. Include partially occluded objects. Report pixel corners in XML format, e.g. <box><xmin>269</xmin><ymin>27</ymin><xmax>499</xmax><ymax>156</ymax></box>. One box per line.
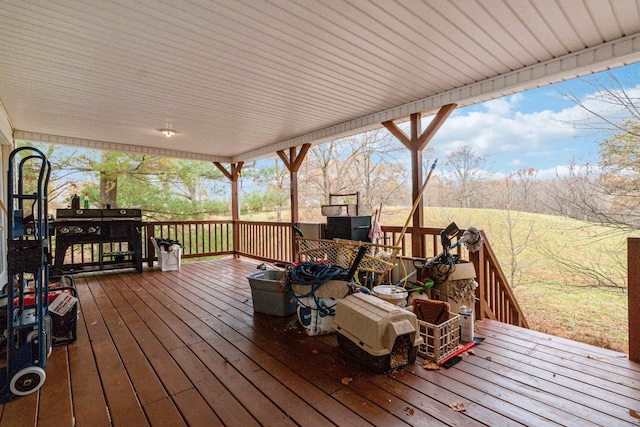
<box><xmin>9</xmin><ymin>367</ymin><xmax>46</xmax><ymax>396</ymax></box>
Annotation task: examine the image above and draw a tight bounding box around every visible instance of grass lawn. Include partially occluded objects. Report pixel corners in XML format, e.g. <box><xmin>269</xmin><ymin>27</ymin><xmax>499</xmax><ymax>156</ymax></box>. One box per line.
<box><xmin>515</xmin><ymin>282</ymin><xmax>628</xmax><ymax>352</ymax></box>
<box><xmin>423</xmin><ymin>207</ymin><xmax>631</xmax><ymax>353</ymax></box>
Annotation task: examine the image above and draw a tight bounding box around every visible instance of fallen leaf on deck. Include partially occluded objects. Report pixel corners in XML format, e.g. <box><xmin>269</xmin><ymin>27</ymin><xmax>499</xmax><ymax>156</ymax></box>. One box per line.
<box><xmin>467</xmin><ymin>349</ymin><xmax>475</xmax><ymax>355</ymax></box>
<box><xmin>485</xmin><ymin>356</ymin><xmax>492</xmax><ymax>361</ymax></box>
<box><xmin>312</xmin><ymin>349</ymin><xmax>318</xmax><ymax>354</ymax></box>
<box><xmin>422</xmin><ymin>360</ymin><xmax>440</xmax><ymax>370</ymax></box>
<box><xmin>404</xmin><ymin>406</ymin><xmax>414</xmax><ymax>415</ymax></box>
<box><xmin>341</xmin><ymin>377</ymin><xmax>353</xmax><ymax>385</ymax></box>
<box><xmin>629</xmin><ymin>409</ymin><xmax>640</xmax><ymax>420</ymax></box>
<box><xmin>450</xmin><ymin>402</ymin><xmax>466</xmax><ymax>412</ymax></box>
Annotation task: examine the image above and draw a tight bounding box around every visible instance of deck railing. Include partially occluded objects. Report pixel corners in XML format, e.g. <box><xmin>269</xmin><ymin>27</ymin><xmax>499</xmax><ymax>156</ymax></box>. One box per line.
<box><xmin>145</xmin><ymin>220</ymin><xmax>234</xmax><ymax>259</ymax></box>
<box><xmin>52</xmin><ymin>219</ymin><xmax>527</xmax><ymax>328</ymax></box>
<box><xmin>468</xmin><ymin>230</ymin><xmax>528</xmax><ymax>328</ymax></box>
<box><xmin>235</xmin><ymin>221</ymin><xmax>295</xmax><ymax>263</ymax></box>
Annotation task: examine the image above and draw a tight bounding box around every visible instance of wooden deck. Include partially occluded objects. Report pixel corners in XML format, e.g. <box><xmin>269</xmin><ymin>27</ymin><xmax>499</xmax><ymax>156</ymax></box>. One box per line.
<box><xmin>0</xmin><ymin>258</ymin><xmax>638</xmax><ymax>426</ymax></box>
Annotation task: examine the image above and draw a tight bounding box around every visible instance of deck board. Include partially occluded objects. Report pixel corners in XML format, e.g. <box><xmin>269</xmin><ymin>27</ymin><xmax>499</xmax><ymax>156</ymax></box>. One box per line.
<box><xmin>0</xmin><ymin>258</ymin><xmax>638</xmax><ymax>426</ymax></box>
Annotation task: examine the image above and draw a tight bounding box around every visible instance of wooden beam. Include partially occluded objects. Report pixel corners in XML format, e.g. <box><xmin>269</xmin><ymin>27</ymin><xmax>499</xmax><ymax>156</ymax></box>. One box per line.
<box><xmin>409</xmin><ymin>114</ymin><xmax>423</xmax><ymax>257</ymax></box>
<box><xmin>382</xmin><ymin>120</ymin><xmax>411</xmax><ymax>149</ymax></box>
<box><xmin>291</xmin><ymin>143</ymin><xmax>310</xmax><ymax>172</ymax></box>
<box><xmin>213</xmin><ymin>162</ymin><xmax>232</xmax><ymax>180</ymax></box>
<box><xmin>277</xmin><ymin>143</ymin><xmax>310</xmax><ymax>173</ymax></box>
<box><xmin>276</xmin><ymin>151</ymin><xmax>291</xmax><ymax>170</ymax></box>
<box><xmin>289</xmin><ymin>147</ymin><xmax>300</xmax><ymax>225</ymax></box>
<box><xmin>213</xmin><ymin>161</ymin><xmax>243</xmax><ymax>182</ymax></box>
<box><xmin>213</xmin><ymin>161</ymin><xmax>244</xmax><ymax>258</ymax></box>
<box><xmin>277</xmin><ymin>144</ymin><xmax>310</xmax><ymax>225</ymax></box>
<box><xmin>629</xmin><ymin>236</ymin><xmax>640</xmax><ymax>361</ymax></box>
<box><xmin>417</xmin><ymin>103</ymin><xmax>457</xmax><ymax>150</ymax></box>
<box><xmin>384</xmin><ymin>107</ymin><xmax>456</xmax><ymax>258</ymax></box>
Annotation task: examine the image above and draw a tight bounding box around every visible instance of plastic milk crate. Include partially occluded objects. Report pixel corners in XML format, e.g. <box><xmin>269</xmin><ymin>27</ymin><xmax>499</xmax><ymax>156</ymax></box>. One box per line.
<box><xmin>416</xmin><ymin>313</ymin><xmax>460</xmax><ymax>363</ymax></box>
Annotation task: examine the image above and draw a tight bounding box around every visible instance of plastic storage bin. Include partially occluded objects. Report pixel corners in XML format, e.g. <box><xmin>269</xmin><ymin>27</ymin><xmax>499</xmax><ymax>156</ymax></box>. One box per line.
<box><xmin>247</xmin><ymin>270</ymin><xmax>297</xmax><ymax>316</ymax></box>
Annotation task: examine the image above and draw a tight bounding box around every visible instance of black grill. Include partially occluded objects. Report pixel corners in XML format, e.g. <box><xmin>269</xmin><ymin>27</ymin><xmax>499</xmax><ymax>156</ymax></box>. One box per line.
<box><xmin>53</xmin><ymin>208</ymin><xmax>143</xmax><ymax>274</ymax></box>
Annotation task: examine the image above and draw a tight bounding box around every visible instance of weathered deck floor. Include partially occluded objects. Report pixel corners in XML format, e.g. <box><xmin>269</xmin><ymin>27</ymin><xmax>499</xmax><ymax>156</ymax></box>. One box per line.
<box><xmin>0</xmin><ymin>258</ymin><xmax>638</xmax><ymax>426</ymax></box>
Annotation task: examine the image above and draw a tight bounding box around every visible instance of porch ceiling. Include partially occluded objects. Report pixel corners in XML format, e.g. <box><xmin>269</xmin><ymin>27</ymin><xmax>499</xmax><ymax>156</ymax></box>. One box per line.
<box><xmin>1</xmin><ymin>1</ymin><xmax>640</xmax><ymax>162</ymax></box>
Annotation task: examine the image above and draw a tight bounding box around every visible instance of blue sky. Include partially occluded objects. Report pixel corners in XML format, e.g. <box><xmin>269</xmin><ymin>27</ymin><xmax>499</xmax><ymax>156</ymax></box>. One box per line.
<box><xmin>425</xmin><ymin>62</ymin><xmax>640</xmax><ymax>180</ymax></box>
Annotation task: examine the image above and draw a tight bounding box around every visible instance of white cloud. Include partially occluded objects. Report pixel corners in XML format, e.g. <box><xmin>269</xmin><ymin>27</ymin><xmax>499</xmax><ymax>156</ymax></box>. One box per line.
<box><xmin>536</xmin><ymin>165</ymin><xmax>570</xmax><ymax>180</ymax></box>
<box><xmin>428</xmin><ymin>108</ymin><xmax>578</xmax><ymax>161</ymax></box>
<box><xmin>536</xmin><ymin>162</ymin><xmax>602</xmax><ymax>180</ymax></box>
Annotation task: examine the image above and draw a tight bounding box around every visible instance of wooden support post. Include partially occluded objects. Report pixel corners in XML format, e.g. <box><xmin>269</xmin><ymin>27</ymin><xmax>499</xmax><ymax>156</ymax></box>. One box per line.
<box><xmin>629</xmin><ymin>236</ymin><xmax>640</xmax><ymax>361</ymax></box>
<box><xmin>213</xmin><ymin>161</ymin><xmax>244</xmax><ymax>258</ymax></box>
<box><xmin>277</xmin><ymin>144</ymin><xmax>310</xmax><ymax>260</ymax></box>
<box><xmin>277</xmin><ymin>143</ymin><xmax>310</xmax><ymax>226</ymax></box>
<box><xmin>409</xmin><ymin>114</ymin><xmax>424</xmax><ymax>258</ymax></box>
<box><xmin>382</xmin><ymin>104</ymin><xmax>456</xmax><ymax>258</ymax></box>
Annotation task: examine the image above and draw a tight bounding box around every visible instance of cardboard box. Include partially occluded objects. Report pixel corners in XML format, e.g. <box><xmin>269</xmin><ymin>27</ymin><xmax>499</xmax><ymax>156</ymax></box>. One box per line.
<box><xmin>431</xmin><ymin>261</ymin><xmax>477</xmax><ymax>313</ymax></box>
<box><xmin>446</xmin><ymin>260</ymin><xmax>476</xmax><ymax>281</ymax></box>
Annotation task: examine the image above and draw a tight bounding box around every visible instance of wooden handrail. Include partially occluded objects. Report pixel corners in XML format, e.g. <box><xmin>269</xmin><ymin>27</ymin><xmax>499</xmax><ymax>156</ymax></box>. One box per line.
<box><xmin>469</xmin><ymin>230</ymin><xmax>529</xmax><ymax>328</ymax></box>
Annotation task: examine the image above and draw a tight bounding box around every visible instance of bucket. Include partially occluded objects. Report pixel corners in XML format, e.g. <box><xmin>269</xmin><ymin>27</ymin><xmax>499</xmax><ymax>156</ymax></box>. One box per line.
<box><xmin>372</xmin><ymin>285</ymin><xmax>408</xmax><ymax>307</ymax></box>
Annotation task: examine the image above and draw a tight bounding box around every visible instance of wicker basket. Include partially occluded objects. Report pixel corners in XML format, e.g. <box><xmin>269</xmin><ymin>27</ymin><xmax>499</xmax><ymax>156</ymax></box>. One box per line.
<box><xmin>296</xmin><ymin>237</ymin><xmax>399</xmax><ymax>275</ymax></box>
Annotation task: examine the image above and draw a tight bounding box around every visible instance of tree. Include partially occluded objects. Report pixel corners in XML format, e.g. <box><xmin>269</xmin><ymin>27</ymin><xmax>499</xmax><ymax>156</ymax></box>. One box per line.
<box><xmin>496</xmin><ymin>168</ymin><xmax>538</xmax><ymax>288</ymax></box>
<box><xmin>559</xmin><ymin>71</ymin><xmax>640</xmax><ymax>137</ymax></box>
<box><xmin>301</xmin><ymin>139</ymin><xmax>359</xmax><ymax>206</ymax></box>
<box><xmin>241</xmin><ymin>159</ymin><xmax>290</xmax><ymax>221</ymax></box>
<box><xmin>553</xmin><ymin>70</ymin><xmax>640</xmax><ymax>230</ymax></box>
<box><xmin>445</xmin><ymin>146</ymin><xmax>490</xmax><ymax>208</ymax></box>
<box><xmin>546</xmin><ymin>128</ymin><xmax>640</xmax><ymax>231</ymax></box>
<box><xmin>598</xmin><ymin>120</ymin><xmax>640</xmax><ymax>224</ymax></box>
<box><xmin>17</xmin><ymin>141</ymin><xmax>228</xmax><ymax>220</ymax></box>
<box><xmin>531</xmin><ymin>73</ymin><xmax>640</xmax><ymax>291</ymax></box>
<box><xmin>342</xmin><ymin>129</ymin><xmax>407</xmax><ymax>213</ymax></box>
<box><xmin>299</xmin><ymin>129</ymin><xmax>408</xmax><ymax>219</ymax></box>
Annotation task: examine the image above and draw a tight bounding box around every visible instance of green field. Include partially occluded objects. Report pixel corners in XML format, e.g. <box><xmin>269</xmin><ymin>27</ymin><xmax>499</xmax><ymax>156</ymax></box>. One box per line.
<box><xmin>375</xmin><ymin>207</ymin><xmax>632</xmax><ymax>353</ymax></box>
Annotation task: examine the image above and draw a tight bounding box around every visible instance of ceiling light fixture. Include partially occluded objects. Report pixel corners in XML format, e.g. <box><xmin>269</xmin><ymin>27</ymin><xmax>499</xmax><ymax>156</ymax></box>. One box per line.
<box><xmin>159</xmin><ymin>128</ymin><xmax>177</xmax><ymax>137</ymax></box>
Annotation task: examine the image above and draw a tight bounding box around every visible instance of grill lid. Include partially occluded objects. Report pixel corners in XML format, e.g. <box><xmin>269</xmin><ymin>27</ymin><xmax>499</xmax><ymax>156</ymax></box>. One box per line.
<box><xmin>55</xmin><ymin>208</ymin><xmax>142</xmax><ymax>222</ymax></box>
<box><xmin>56</xmin><ymin>209</ymin><xmax>102</xmax><ymax>220</ymax></box>
<box><xmin>102</xmin><ymin>208</ymin><xmax>142</xmax><ymax>218</ymax></box>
